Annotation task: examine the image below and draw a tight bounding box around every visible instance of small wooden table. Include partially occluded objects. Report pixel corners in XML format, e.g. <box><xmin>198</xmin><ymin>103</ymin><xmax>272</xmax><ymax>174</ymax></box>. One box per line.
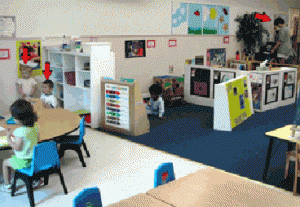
<box><xmin>264</xmin><ymin>125</ymin><xmax>300</xmax><ymax>195</ymax></box>
<box><xmin>146</xmin><ymin>167</ymin><xmax>300</xmax><ymax>206</ymax></box>
<box><xmin>108</xmin><ymin>193</ymin><xmax>172</xmax><ymax>207</ymax></box>
<box><xmin>0</xmin><ymin>99</ymin><xmax>81</xmax><ymax>150</ymax></box>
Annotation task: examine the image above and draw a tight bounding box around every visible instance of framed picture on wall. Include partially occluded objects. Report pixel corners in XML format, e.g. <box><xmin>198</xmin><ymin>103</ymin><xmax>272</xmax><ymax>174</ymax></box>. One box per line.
<box><xmin>125</xmin><ymin>40</ymin><xmax>146</xmax><ymax>58</ymax></box>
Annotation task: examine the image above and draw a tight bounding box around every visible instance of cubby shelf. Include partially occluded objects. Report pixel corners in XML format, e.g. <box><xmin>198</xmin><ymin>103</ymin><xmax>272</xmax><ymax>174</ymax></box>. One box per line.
<box><xmin>46</xmin><ymin>43</ymin><xmax>115</xmax><ymax>128</ymax></box>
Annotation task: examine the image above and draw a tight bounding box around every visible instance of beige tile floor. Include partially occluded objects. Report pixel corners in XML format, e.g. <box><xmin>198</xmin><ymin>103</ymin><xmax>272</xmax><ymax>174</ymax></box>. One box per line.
<box><xmin>0</xmin><ymin>127</ymin><xmax>208</xmax><ymax>207</ymax></box>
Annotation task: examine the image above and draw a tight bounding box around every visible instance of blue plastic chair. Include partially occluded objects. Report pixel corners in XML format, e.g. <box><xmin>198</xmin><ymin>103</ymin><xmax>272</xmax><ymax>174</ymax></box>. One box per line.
<box><xmin>11</xmin><ymin>141</ymin><xmax>68</xmax><ymax>207</ymax></box>
<box><xmin>57</xmin><ymin>117</ymin><xmax>90</xmax><ymax>167</ymax></box>
<box><xmin>73</xmin><ymin>187</ymin><xmax>102</xmax><ymax>207</ymax></box>
<box><xmin>6</xmin><ymin>116</ymin><xmax>16</xmax><ymax>124</ymax></box>
<box><xmin>154</xmin><ymin>162</ymin><xmax>175</xmax><ymax>188</ymax></box>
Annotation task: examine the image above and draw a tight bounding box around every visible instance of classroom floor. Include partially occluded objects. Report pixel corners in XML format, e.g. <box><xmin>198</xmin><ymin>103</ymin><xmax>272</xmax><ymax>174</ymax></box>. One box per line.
<box><xmin>0</xmin><ymin>127</ymin><xmax>208</xmax><ymax>207</ymax></box>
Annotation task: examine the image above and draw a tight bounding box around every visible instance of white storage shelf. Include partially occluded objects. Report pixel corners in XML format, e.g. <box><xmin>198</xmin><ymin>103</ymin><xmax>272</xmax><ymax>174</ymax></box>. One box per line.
<box><xmin>48</xmin><ymin>51</ymin><xmax>91</xmax><ymax>112</ymax></box>
<box><xmin>47</xmin><ymin>42</ymin><xmax>115</xmax><ymax>128</ymax></box>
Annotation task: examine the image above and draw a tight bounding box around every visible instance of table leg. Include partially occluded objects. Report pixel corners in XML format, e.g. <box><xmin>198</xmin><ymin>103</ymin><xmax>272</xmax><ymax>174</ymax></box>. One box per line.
<box><xmin>263</xmin><ymin>137</ymin><xmax>274</xmax><ymax>182</ymax></box>
<box><xmin>293</xmin><ymin>143</ymin><xmax>299</xmax><ymax>195</ymax></box>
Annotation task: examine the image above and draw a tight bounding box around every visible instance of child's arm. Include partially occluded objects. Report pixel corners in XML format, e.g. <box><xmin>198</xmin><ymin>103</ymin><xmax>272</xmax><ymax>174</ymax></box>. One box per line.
<box><xmin>5</xmin><ymin>129</ymin><xmax>23</xmax><ymax>151</ymax></box>
<box><xmin>30</xmin><ymin>85</ymin><xmax>36</xmax><ymax>97</ymax></box>
<box><xmin>18</xmin><ymin>84</ymin><xmax>26</xmax><ymax>98</ymax></box>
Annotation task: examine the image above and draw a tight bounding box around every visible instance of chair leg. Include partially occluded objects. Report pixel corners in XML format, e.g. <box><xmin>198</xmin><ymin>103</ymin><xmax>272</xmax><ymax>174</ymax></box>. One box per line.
<box><xmin>24</xmin><ymin>177</ymin><xmax>35</xmax><ymax>207</ymax></box>
<box><xmin>59</xmin><ymin>145</ymin><xmax>66</xmax><ymax>159</ymax></box>
<box><xmin>11</xmin><ymin>172</ymin><xmax>18</xmax><ymax>196</ymax></box>
<box><xmin>57</xmin><ymin>170</ymin><xmax>68</xmax><ymax>195</ymax></box>
<box><xmin>44</xmin><ymin>174</ymin><xmax>49</xmax><ymax>186</ymax></box>
<box><xmin>82</xmin><ymin>140</ymin><xmax>90</xmax><ymax>157</ymax></box>
<box><xmin>74</xmin><ymin>145</ymin><xmax>86</xmax><ymax>167</ymax></box>
<box><xmin>285</xmin><ymin>153</ymin><xmax>291</xmax><ymax>179</ymax></box>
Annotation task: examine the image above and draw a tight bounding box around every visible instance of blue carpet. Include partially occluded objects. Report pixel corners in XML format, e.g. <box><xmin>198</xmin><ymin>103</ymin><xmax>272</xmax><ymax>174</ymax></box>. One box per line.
<box><xmin>97</xmin><ymin>102</ymin><xmax>297</xmax><ymax>192</ymax></box>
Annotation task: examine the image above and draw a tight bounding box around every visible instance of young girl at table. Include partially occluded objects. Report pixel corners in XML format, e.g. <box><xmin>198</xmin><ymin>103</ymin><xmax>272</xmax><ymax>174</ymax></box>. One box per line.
<box><xmin>41</xmin><ymin>80</ymin><xmax>58</xmax><ymax>109</ymax></box>
<box><xmin>1</xmin><ymin>99</ymin><xmax>43</xmax><ymax>192</ymax></box>
<box><xmin>145</xmin><ymin>84</ymin><xmax>166</xmax><ymax>120</ymax></box>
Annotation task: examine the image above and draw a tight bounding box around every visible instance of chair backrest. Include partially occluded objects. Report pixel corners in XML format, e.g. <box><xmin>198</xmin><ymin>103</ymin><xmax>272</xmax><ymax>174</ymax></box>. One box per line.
<box><xmin>29</xmin><ymin>141</ymin><xmax>60</xmax><ymax>176</ymax></box>
<box><xmin>73</xmin><ymin>187</ymin><xmax>102</xmax><ymax>207</ymax></box>
<box><xmin>78</xmin><ymin>117</ymin><xmax>85</xmax><ymax>144</ymax></box>
<box><xmin>154</xmin><ymin>162</ymin><xmax>175</xmax><ymax>188</ymax></box>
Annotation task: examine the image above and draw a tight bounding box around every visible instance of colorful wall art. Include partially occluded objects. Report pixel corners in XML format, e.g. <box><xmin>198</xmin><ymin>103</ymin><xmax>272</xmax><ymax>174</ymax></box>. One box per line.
<box><xmin>188</xmin><ymin>4</ymin><xmax>204</xmax><ymax>35</ymax></box>
<box><xmin>206</xmin><ymin>48</ymin><xmax>226</xmax><ymax>67</ymax></box>
<box><xmin>202</xmin><ymin>5</ymin><xmax>219</xmax><ymax>34</ymax></box>
<box><xmin>172</xmin><ymin>2</ymin><xmax>188</xmax><ymax>35</ymax></box>
<box><xmin>217</xmin><ymin>6</ymin><xmax>230</xmax><ymax>35</ymax></box>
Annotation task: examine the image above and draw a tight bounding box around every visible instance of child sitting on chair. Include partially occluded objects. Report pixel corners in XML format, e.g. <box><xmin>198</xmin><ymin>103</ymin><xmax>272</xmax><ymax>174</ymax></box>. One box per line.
<box><xmin>146</xmin><ymin>84</ymin><xmax>166</xmax><ymax>119</ymax></box>
<box><xmin>41</xmin><ymin>80</ymin><xmax>58</xmax><ymax>109</ymax></box>
<box><xmin>17</xmin><ymin>67</ymin><xmax>37</xmax><ymax>100</ymax></box>
<box><xmin>1</xmin><ymin>99</ymin><xmax>43</xmax><ymax>192</ymax></box>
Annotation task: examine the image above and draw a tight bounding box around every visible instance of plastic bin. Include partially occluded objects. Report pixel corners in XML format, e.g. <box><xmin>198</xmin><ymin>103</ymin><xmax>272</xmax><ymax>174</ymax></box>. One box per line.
<box><xmin>64</xmin><ymin>71</ymin><xmax>76</xmax><ymax>86</ymax></box>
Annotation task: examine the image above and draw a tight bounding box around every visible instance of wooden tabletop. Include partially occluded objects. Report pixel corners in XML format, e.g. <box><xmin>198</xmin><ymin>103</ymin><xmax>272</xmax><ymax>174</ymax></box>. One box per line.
<box><xmin>146</xmin><ymin>167</ymin><xmax>300</xmax><ymax>207</ymax></box>
<box><xmin>108</xmin><ymin>193</ymin><xmax>172</xmax><ymax>207</ymax></box>
<box><xmin>0</xmin><ymin>99</ymin><xmax>81</xmax><ymax>143</ymax></box>
<box><xmin>265</xmin><ymin>125</ymin><xmax>300</xmax><ymax>143</ymax></box>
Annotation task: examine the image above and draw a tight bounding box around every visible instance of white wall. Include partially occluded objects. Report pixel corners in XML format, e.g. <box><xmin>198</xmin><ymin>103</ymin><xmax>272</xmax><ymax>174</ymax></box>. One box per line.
<box><xmin>0</xmin><ymin>0</ymin><xmax>290</xmax><ymax>37</ymax></box>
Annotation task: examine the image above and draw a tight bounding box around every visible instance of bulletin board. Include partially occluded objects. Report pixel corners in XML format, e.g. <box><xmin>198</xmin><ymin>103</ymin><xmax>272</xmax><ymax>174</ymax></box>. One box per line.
<box><xmin>214</xmin><ymin>75</ymin><xmax>253</xmax><ymax>131</ymax></box>
<box><xmin>16</xmin><ymin>40</ymin><xmax>42</xmax><ymax>78</ymax></box>
<box><xmin>100</xmin><ymin>79</ymin><xmax>150</xmax><ymax>136</ymax></box>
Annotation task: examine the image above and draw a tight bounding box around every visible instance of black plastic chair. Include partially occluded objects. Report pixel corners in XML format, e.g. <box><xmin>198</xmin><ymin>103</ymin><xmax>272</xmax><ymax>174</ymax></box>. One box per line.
<box><xmin>57</xmin><ymin>117</ymin><xmax>90</xmax><ymax>167</ymax></box>
<box><xmin>11</xmin><ymin>141</ymin><xmax>68</xmax><ymax>207</ymax></box>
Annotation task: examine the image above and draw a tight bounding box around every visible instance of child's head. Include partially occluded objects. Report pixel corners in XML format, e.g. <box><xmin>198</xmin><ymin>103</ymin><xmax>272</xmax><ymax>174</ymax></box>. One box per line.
<box><xmin>21</xmin><ymin>68</ymin><xmax>32</xmax><ymax>79</ymax></box>
<box><xmin>10</xmin><ymin>99</ymin><xmax>37</xmax><ymax>127</ymax></box>
<box><xmin>42</xmin><ymin>80</ymin><xmax>54</xmax><ymax>94</ymax></box>
<box><xmin>149</xmin><ymin>84</ymin><xmax>163</xmax><ymax>100</ymax></box>
<box><xmin>274</xmin><ymin>18</ymin><xmax>285</xmax><ymax>27</ymax></box>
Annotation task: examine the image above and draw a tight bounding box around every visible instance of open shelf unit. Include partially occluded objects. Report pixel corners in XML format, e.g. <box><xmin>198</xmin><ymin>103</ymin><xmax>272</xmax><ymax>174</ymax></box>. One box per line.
<box><xmin>46</xmin><ymin>43</ymin><xmax>115</xmax><ymax>128</ymax></box>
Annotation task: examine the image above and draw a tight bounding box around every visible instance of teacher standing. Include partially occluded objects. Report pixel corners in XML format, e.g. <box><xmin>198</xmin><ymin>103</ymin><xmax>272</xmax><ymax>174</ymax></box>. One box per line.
<box><xmin>271</xmin><ymin>17</ymin><xmax>296</xmax><ymax>64</ymax></box>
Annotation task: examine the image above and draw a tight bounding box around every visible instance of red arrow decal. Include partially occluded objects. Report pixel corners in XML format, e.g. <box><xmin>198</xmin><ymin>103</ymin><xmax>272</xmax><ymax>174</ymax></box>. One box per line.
<box><xmin>22</xmin><ymin>48</ymin><xmax>29</xmax><ymax>64</ymax></box>
<box><xmin>43</xmin><ymin>61</ymin><xmax>52</xmax><ymax>80</ymax></box>
<box><xmin>255</xmin><ymin>13</ymin><xmax>271</xmax><ymax>22</ymax></box>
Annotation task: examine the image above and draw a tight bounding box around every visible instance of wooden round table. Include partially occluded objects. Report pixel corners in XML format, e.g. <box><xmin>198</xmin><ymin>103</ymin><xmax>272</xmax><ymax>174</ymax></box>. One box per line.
<box><xmin>0</xmin><ymin>99</ymin><xmax>81</xmax><ymax>150</ymax></box>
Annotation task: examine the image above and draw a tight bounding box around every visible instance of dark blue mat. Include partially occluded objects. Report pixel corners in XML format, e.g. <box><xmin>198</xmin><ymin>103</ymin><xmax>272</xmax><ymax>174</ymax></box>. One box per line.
<box><xmin>97</xmin><ymin>103</ymin><xmax>297</xmax><ymax>191</ymax></box>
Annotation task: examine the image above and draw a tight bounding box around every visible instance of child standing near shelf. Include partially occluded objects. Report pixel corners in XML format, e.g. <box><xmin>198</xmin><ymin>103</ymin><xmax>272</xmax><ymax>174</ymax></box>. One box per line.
<box><xmin>1</xmin><ymin>99</ymin><xmax>43</xmax><ymax>192</ymax></box>
<box><xmin>41</xmin><ymin>80</ymin><xmax>58</xmax><ymax>109</ymax></box>
<box><xmin>17</xmin><ymin>67</ymin><xmax>37</xmax><ymax>100</ymax></box>
<box><xmin>146</xmin><ymin>84</ymin><xmax>166</xmax><ymax>119</ymax></box>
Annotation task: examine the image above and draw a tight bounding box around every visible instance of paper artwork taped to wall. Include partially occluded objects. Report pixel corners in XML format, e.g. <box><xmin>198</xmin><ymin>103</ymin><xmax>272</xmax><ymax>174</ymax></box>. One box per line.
<box><xmin>125</xmin><ymin>40</ymin><xmax>146</xmax><ymax>58</ymax></box>
<box><xmin>16</xmin><ymin>40</ymin><xmax>42</xmax><ymax>78</ymax></box>
<box><xmin>284</xmin><ymin>85</ymin><xmax>293</xmax><ymax>99</ymax></box>
<box><xmin>202</xmin><ymin>4</ymin><xmax>218</xmax><ymax>34</ymax></box>
<box><xmin>207</xmin><ymin>48</ymin><xmax>226</xmax><ymax>67</ymax></box>
<box><xmin>194</xmin><ymin>81</ymin><xmax>208</xmax><ymax>96</ymax></box>
<box><xmin>172</xmin><ymin>2</ymin><xmax>188</xmax><ymax>35</ymax></box>
<box><xmin>251</xmin><ymin>83</ymin><xmax>262</xmax><ymax>110</ymax></box>
<box><xmin>266</xmin><ymin>88</ymin><xmax>278</xmax><ymax>104</ymax></box>
<box><xmin>217</xmin><ymin>6</ymin><xmax>230</xmax><ymax>35</ymax></box>
<box><xmin>188</xmin><ymin>4</ymin><xmax>204</xmax><ymax>35</ymax></box>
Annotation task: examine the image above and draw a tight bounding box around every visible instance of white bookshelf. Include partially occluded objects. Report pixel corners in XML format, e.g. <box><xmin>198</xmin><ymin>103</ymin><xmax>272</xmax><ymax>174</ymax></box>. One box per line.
<box><xmin>46</xmin><ymin>43</ymin><xmax>115</xmax><ymax>128</ymax></box>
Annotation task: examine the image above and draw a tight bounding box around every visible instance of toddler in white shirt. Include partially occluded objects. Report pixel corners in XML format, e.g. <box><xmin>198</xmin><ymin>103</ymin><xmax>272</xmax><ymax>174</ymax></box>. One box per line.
<box><xmin>17</xmin><ymin>68</ymin><xmax>37</xmax><ymax>99</ymax></box>
<box><xmin>41</xmin><ymin>80</ymin><xmax>58</xmax><ymax>108</ymax></box>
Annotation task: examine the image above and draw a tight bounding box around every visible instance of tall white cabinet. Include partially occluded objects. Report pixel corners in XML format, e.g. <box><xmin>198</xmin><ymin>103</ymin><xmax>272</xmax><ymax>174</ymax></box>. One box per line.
<box><xmin>46</xmin><ymin>43</ymin><xmax>115</xmax><ymax>128</ymax></box>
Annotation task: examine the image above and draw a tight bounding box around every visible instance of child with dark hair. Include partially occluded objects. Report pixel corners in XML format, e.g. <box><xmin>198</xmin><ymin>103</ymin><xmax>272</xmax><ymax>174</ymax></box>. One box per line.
<box><xmin>146</xmin><ymin>84</ymin><xmax>166</xmax><ymax>119</ymax></box>
<box><xmin>41</xmin><ymin>79</ymin><xmax>58</xmax><ymax>108</ymax></box>
<box><xmin>271</xmin><ymin>17</ymin><xmax>296</xmax><ymax>64</ymax></box>
<box><xmin>1</xmin><ymin>99</ymin><xmax>43</xmax><ymax>192</ymax></box>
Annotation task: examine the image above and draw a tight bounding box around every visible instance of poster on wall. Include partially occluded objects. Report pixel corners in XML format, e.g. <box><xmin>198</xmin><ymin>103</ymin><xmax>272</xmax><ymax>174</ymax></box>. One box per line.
<box><xmin>105</xmin><ymin>83</ymin><xmax>130</xmax><ymax>130</ymax></box>
<box><xmin>188</xmin><ymin>4</ymin><xmax>204</xmax><ymax>35</ymax></box>
<box><xmin>202</xmin><ymin>4</ymin><xmax>219</xmax><ymax>34</ymax></box>
<box><xmin>172</xmin><ymin>2</ymin><xmax>188</xmax><ymax>35</ymax></box>
<box><xmin>125</xmin><ymin>40</ymin><xmax>146</xmax><ymax>58</ymax></box>
<box><xmin>217</xmin><ymin>6</ymin><xmax>230</xmax><ymax>35</ymax></box>
<box><xmin>16</xmin><ymin>40</ymin><xmax>42</xmax><ymax>78</ymax></box>
<box><xmin>206</xmin><ymin>48</ymin><xmax>226</xmax><ymax>67</ymax></box>
<box><xmin>190</xmin><ymin>67</ymin><xmax>211</xmax><ymax>98</ymax></box>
